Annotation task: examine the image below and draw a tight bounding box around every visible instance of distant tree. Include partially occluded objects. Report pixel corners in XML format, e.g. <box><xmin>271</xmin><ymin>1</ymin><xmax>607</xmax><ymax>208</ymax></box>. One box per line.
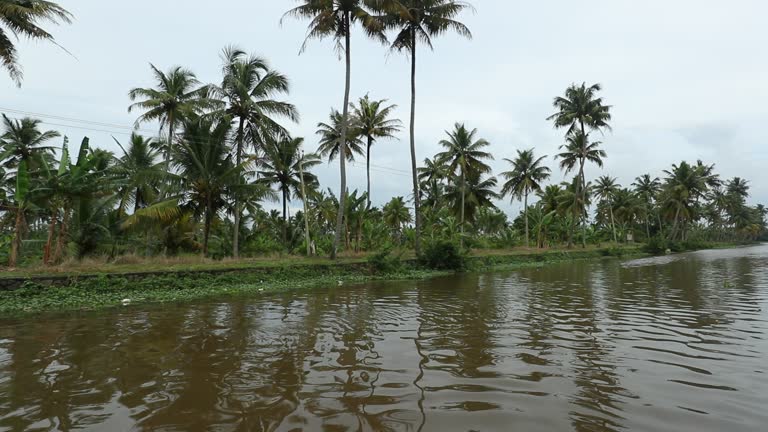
<box><xmin>316</xmin><ymin>109</ymin><xmax>365</xmax><ymax>163</ymax></box>
<box><xmin>500</xmin><ymin>149</ymin><xmax>550</xmax><ymax>247</ymax></box>
<box><xmin>593</xmin><ymin>175</ymin><xmax>620</xmax><ymax>243</ymax></box>
<box><xmin>0</xmin><ymin>114</ymin><xmax>59</xmax><ymax>171</ymax></box>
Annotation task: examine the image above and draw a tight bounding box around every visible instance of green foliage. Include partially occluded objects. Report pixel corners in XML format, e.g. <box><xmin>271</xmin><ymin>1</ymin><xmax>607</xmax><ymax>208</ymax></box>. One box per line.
<box><xmin>367</xmin><ymin>246</ymin><xmax>403</xmax><ymax>274</ymax></box>
<box><xmin>419</xmin><ymin>239</ymin><xmax>467</xmax><ymax>271</ymax></box>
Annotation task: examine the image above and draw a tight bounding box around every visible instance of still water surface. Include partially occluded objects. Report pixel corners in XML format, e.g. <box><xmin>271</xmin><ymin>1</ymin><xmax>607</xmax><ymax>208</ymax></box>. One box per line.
<box><xmin>1</xmin><ymin>245</ymin><xmax>767</xmax><ymax>431</ymax></box>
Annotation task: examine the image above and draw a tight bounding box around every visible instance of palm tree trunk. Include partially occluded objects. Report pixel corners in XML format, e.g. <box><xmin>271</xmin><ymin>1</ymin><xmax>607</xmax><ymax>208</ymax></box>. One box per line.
<box><xmin>578</xmin><ymin>160</ymin><xmax>587</xmax><ymax>248</ymax></box>
<box><xmin>203</xmin><ymin>200</ymin><xmax>212</xmax><ymax>257</ymax></box>
<box><xmin>610</xmin><ymin>206</ymin><xmax>617</xmax><ymax>243</ymax></box>
<box><xmin>524</xmin><ymin>191</ymin><xmax>529</xmax><ymax>248</ymax></box>
<box><xmin>299</xmin><ymin>154</ymin><xmax>312</xmax><ymax>256</ymax></box>
<box><xmin>8</xmin><ymin>208</ymin><xmax>24</xmax><ymax>267</ymax></box>
<box><xmin>331</xmin><ymin>13</ymin><xmax>351</xmax><ymax>260</ymax></box>
<box><xmin>409</xmin><ymin>29</ymin><xmax>422</xmax><ymax>255</ymax></box>
<box><xmin>53</xmin><ymin>204</ymin><xmax>69</xmax><ymax>263</ymax></box>
<box><xmin>460</xmin><ymin>167</ymin><xmax>465</xmax><ymax>247</ymax></box>
<box><xmin>233</xmin><ymin>116</ymin><xmax>245</xmax><ymax>259</ymax></box>
<box><xmin>669</xmin><ymin>207</ymin><xmax>681</xmax><ymax>241</ymax></box>
<box><xmin>43</xmin><ymin>210</ymin><xmax>57</xmax><ymax>265</ymax></box>
<box><xmin>366</xmin><ymin>136</ymin><xmax>372</xmax><ymax>208</ymax></box>
<box><xmin>282</xmin><ymin>188</ymin><xmax>288</xmax><ymax>248</ymax></box>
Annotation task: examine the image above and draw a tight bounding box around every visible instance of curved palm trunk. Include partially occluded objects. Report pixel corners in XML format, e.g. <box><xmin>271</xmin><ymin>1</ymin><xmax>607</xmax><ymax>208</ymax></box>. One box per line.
<box><xmin>409</xmin><ymin>30</ymin><xmax>422</xmax><ymax>255</ymax></box>
<box><xmin>524</xmin><ymin>191</ymin><xmax>529</xmax><ymax>248</ymax></box>
<box><xmin>203</xmin><ymin>198</ymin><xmax>213</xmax><ymax>257</ymax></box>
<box><xmin>579</xmin><ymin>121</ymin><xmax>588</xmax><ymax>248</ymax></box>
<box><xmin>233</xmin><ymin>117</ymin><xmax>245</xmax><ymax>258</ymax></box>
<box><xmin>609</xmin><ymin>206</ymin><xmax>617</xmax><ymax>243</ymax></box>
<box><xmin>331</xmin><ymin>13</ymin><xmax>351</xmax><ymax>260</ymax></box>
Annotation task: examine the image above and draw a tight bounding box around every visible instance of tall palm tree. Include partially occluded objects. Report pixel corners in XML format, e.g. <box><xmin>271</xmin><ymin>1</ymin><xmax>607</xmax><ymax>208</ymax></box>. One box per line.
<box><xmin>283</xmin><ymin>0</ymin><xmax>386</xmax><ymax>260</ymax></box>
<box><xmin>218</xmin><ymin>46</ymin><xmax>299</xmax><ymax>257</ymax></box>
<box><xmin>661</xmin><ymin>161</ymin><xmax>708</xmax><ymax>241</ymax></box>
<box><xmin>554</xmin><ymin>131</ymin><xmax>606</xmax><ymax>247</ymax></box>
<box><xmin>0</xmin><ymin>0</ymin><xmax>72</xmax><ymax>86</ymax></box>
<box><xmin>557</xmin><ymin>178</ymin><xmax>592</xmax><ymax>247</ymax></box>
<box><xmin>257</xmin><ymin>137</ymin><xmax>321</xmax><ymax>246</ymax></box>
<box><xmin>548</xmin><ymin>82</ymin><xmax>612</xmax><ymax>247</ymax></box>
<box><xmin>128</xmin><ymin>65</ymin><xmax>218</xmax><ymax>175</ymax></box>
<box><xmin>350</xmin><ymin>95</ymin><xmax>402</xmax><ymax>206</ymax></box>
<box><xmin>593</xmin><ymin>175</ymin><xmax>619</xmax><ymax>243</ymax></box>
<box><xmin>436</xmin><ymin>123</ymin><xmax>492</xmax><ymax>239</ymax></box>
<box><xmin>0</xmin><ymin>114</ymin><xmax>59</xmax><ymax>170</ymax></box>
<box><xmin>500</xmin><ymin>149</ymin><xmax>551</xmax><ymax>248</ymax></box>
<box><xmin>633</xmin><ymin>174</ymin><xmax>661</xmax><ymax>239</ymax></box>
<box><xmin>382</xmin><ymin>0</ymin><xmax>473</xmax><ymax>255</ymax></box>
<box><xmin>316</xmin><ymin>109</ymin><xmax>365</xmax><ymax>162</ymax></box>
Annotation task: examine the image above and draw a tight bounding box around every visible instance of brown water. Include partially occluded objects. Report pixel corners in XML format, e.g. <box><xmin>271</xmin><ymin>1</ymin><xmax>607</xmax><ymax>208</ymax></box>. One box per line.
<box><xmin>1</xmin><ymin>246</ymin><xmax>767</xmax><ymax>432</ymax></box>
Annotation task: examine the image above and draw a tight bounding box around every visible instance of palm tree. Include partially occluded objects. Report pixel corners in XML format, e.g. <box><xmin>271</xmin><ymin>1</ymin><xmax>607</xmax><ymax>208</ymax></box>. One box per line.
<box><xmin>283</xmin><ymin>0</ymin><xmax>386</xmax><ymax>260</ymax></box>
<box><xmin>444</xmin><ymin>172</ymin><xmax>499</xmax><ymax>226</ymax></box>
<box><xmin>316</xmin><ymin>109</ymin><xmax>365</xmax><ymax>162</ymax></box>
<box><xmin>382</xmin><ymin>195</ymin><xmax>411</xmax><ymax>242</ymax></box>
<box><xmin>500</xmin><ymin>149</ymin><xmax>551</xmax><ymax>247</ymax></box>
<box><xmin>257</xmin><ymin>137</ymin><xmax>321</xmax><ymax>246</ymax></box>
<box><xmin>0</xmin><ymin>0</ymin><xmax>72</xmax><ymax>86</ymax></box>
<box><xmin>351</xmin><ymin>95</ymin><xmax>402</xmax><ymax>206</ymax></box>
<box><xmin>218</xmin><ymin>46</ymin><xmax>299</xmax><ymax>257</ymax></box>
<box><xmin>0</xmin><ymin>114</ymin><xmax>59</xmax><ymax>170</ymax></box>
<box><xmin>382</xmin><ymin>0</ymin><xmax>473</xmax><ymax>255</ymax></box>
<box><xmin>661</xmin><ymin>161</ymin><xmax>708</xmax><ymax>241</ymax></box>
<box><xmin>111</xmin><ymin>133</ymin><xmax>163</xmax><ymax>215</ymax></box>
<box><xmin>593</xmin><ymin>175</ymin><xmax>619</xmax><ymax>243</ymax></box>
<box><xmin>171</xmin><ymin>116</ymin><xmax>272</xmax><ymax>256</ymax></box>
<box><xmin>436</xmin><ymin>123</ymin><xmax>492</xmax><ymax>240</ymax></box>
<box><xmin>128</xmin><ymin>65</ymin><xmax>218</xmax><ymax>175</ymax></box>
<box><xmin>548</xmin><ymin>82</ymin><xmax>612</xmax><ymax>247</ymax></box>
<box><xmin>557</xmin><ymin>178</ymin><xmax>592</xmax><ymax>247</ymax></box>
<box><xmin>633</xmin><ymin>174</ymin><xmax>661</xmax><ymax>239</ymax></box>
<box><xmin>417</xmin><ymin>156</ymin><xmax>449</xmax><ymax>209</ymax></box>
<box><xmin>554</xmin><ymin>131</ymin><xmax>606</xmax><ymax>247</ymax></box>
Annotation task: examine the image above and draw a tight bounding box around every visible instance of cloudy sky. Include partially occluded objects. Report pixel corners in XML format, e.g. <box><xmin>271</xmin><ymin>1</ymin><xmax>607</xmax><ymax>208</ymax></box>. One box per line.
<box><xmin>3</xmin><ymin>0</ymin><xmax>766</xmax><ymax>216</ymax></box>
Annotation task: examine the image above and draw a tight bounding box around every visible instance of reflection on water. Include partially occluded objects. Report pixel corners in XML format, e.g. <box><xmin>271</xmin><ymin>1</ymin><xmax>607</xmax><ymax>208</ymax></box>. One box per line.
<box><xmin>1</xmin><ymin>245</ymin><xmax>767</xmax><ymax>431</ymax></box>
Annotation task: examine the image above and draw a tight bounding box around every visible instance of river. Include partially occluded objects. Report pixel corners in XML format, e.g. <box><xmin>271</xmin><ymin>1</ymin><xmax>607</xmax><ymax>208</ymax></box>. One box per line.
<box><xmin>1</xmin><ymin>245</ymin><xmax>767</xmax><ymax>431</ymax></box>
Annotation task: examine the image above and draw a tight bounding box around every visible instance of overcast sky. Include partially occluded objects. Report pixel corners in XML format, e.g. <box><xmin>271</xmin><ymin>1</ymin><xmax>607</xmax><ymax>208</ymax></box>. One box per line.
<box><xmin>3</xmin><ymin>0</ymin><xmax>766</xmax><ymax>216</ymax></box>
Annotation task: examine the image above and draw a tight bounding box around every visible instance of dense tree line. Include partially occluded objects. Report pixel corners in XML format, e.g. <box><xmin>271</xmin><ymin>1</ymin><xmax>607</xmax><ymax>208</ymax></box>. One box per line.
<box><xmin>1</xmin><ymin>1</ymin><xmax>765</xmax><ymax>267</ymax></box>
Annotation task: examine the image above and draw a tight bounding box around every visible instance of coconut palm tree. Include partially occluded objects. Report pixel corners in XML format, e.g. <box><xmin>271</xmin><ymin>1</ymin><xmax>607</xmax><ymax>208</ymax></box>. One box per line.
<box><xmin>444</xmin><ymin>171</ymin><xmax>498</xmax><ymax>226</ymax></box>
<box><xmin>171</xmin><ymin>116</ymin><xmax>273</xmax><ymax>256</ymax></box>
<box><xmin>557</xmin><ymin>178</ymin><xmax>592</xmax><ymax>247</ymax></box>
<box><xmin>283</xmin><ymin>0</ymin><xmax>386</xmax><ymax>260</ymax></box>
<box><xmin>593</xmin><ymin>175</ymin><xmax>619</xmax><ymax>243</ymax></box>
<box><xmin>257</xmin><ymin>137</ymin><xmax>321</xmax><ymax>246</ymax></box>
<box><xmin>500</xmin><ymin>149</ymin><xmax>551</xmax><ymax>247</ymax></box>
<box><xmin>316</xmin><ymin>109</ymin><xmax>365</xmax><ymax>163</ymax></box>
<box><xmin>436</xmin><ymin>123</ymin><xmax>492</xmax><ymax>241</ymax></box>
<box><xmin>111</xmin><ymin>133</ymin><xmax>163</xmax><ymax>215</ymax></box>
<box><xmin>633</xmin><ymin>174</ymin><xmax>661</xmax><ymax>239</ymax></box>
<box><xmin>417</xmin><ymin>156</ymin><xmax>449</xmax><ymax>209</ymax></box>
<box><xmin>350</xmin><ymin>95</ymin><xmax>402</xmax><ymax>205</ymax></box>
<box><xmin>661</xmin><ymin>161</ymin><xmax>708</xmax><ymax>241</ymax></box>
<box><xmin>554</xmin><ymin>131</ymin><xmax>606</xmax><ymax>247</ymax></box>
<box><xmin>383</xmin><ymin>195</ymin><xmax>411</xmax><ymax>242</ymax></box>
<box><xmin>381</xmin><ymin>0</ymin><xmax>472</xmax><ymax>254</ymax></box>
<box><xmin>128</xmin><ymin>65</ymin><xmax>218</xmax><ymax>175</ymax></box>
<box><xmin>218</xmin><ymin>46</ymin><xmax>299</xmax><ymax>257</ymax></box>
<box><xmin>0</xmin><ymin>0</ymin><xmax>72</xmax><ymax>86</ymax></box>
<box><xmin>0</xmin><ymin>114</ymin><xmax>59</xmax><ymax>171</ymax></box>
<box><xmin>548</xmin><ymin>82</ymin><xmax>612</xmax><ymax>247</ymax></box>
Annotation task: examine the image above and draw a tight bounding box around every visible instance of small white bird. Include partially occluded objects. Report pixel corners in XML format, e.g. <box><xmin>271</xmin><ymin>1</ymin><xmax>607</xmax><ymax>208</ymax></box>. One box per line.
<box><xmin>337</xmin><ymin>280</ymin><xmax>343</xmax><ymax>286</ymax></box>
<box><xmin>121</xmin><ymin>298</ymin><xmax>131</xmax><ymax>306</ymax></box>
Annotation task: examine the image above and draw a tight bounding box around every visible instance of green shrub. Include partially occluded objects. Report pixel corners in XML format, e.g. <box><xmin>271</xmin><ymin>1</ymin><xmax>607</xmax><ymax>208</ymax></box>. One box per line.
<box><xmin>367</xmin><ymin>247</ymin><xmax>403</xmax><ymax>274</ymax></box>
<box><xmin>643</xmin><ymin>236</ymin><xmax>669</xmax><ymax>254</ymax></box>
<box><xmin>419</xmin><ymin>239</ymin><xmax>467</xmax><ymax>271</ymax></box>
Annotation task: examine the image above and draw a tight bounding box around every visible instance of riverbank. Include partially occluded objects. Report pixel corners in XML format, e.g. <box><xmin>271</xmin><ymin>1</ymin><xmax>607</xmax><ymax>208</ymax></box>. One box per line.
<box><xmin>0</xmin><ymin>242</ymin><xmax>746</xmax><ymax>316</ymax></box>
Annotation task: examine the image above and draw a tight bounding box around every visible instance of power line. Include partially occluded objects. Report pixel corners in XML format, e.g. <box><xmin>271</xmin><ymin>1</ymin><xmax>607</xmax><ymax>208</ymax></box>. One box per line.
<box><xmin>0</xmin><ymin>106</ymin><xmax>157</xmax><ymax>135</ymax></box>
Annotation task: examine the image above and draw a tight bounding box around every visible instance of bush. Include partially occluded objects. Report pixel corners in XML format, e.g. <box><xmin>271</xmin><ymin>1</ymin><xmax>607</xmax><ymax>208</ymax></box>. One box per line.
<box><xmin>643</xmin><ymin>236</ymin><xmax>670</xmax><ymax>254</ymax></box>
<box><xmin>419</xmin><ymin>239</ymin><xmax>467</xmax><ymax>271</ymax></box>
<box><xmin>367</xmin><ymin>247</ymin><xmax>403</xmax><ymax>274</ymax></box>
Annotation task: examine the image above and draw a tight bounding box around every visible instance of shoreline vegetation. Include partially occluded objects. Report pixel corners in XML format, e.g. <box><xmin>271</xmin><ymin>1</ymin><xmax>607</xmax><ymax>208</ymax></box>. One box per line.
<box><xmin>2</xmin><ymin>2</ymin><xmax>766</xmax><ymax>317</ymax></box>
<box><xmin>0</xmin><ymin>242</ymin><xmax>753</xmax><ymax>316</ymax></box>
